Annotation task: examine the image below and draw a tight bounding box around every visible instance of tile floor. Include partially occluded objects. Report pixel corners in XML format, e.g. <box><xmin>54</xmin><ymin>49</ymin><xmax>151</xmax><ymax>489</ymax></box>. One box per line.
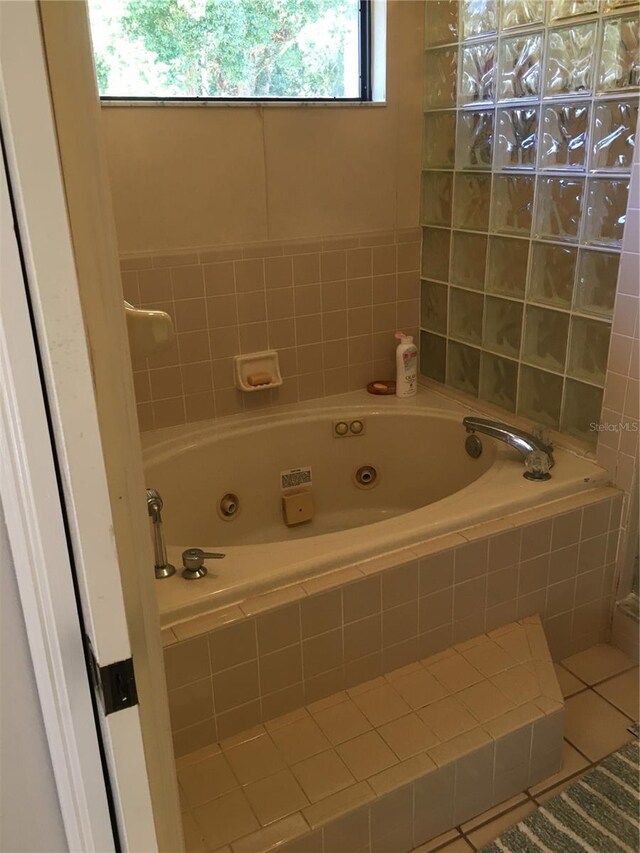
<box><xmin>412</xmin><ymin>643</ymin><xmax>638</xmax><ymax>852</ymax></box>
<box><xmin>178</xmin><ymin>642</ymin><xmax>637</xmax><ymax>853</ymax></box>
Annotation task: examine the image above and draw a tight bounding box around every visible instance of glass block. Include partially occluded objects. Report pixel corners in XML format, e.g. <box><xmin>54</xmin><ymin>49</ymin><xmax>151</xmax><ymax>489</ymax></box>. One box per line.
<box><xmin>498</xmin><ymin>33</ymin><xmax>543</xmax><ymax>100</ymax></box>
<box><xmin>422</xmin><ymin>227</ymin><xmax>451</xmax><ymax>281</ymax></box>
<box><xmin>423</xmin><ymin>112</ymin><xmax>457</xmax><ymax>169</ymax></box>
<box><xmin>550</xmin><ymin>0</ymin><xmax>598</xmax><ymax>20</ymax></box>
<box><xmin>573</xmin><ymin>249</ymin><xmax>620</xmax><ymax>318</ymax></box>
<box><xmin>451</xmin><ymin>232</ymin><xmax>488</xmax><ymax>290</ymax></box>
<box><xmin>496</xmin><ymin>107</ymin><xmax>538</xmax><ymax>170</ymax></box>
<box><xmin>420</xmin><ymin>280</ymin><xmax>448</xmax><ymax>334</ymax></box>
<box><xmin>598</xmin><ymin>14</ymin><xmax>640</xmax><ymax>93</ymax></box>
<box><xmin>540</xmin><ymin>103</ymin><xmax>589</xmax><ymax>170</ymax></box>
<box><xmin>534</xmin><ymin>176</ymin><xmax>584</xmax><ymax>242</ymax></box>
<box><xmin>453</xmin><ymin>173</ymin><xmax>493</xmax><ymax>231</ymax></box>
<box><xmin>518</xmin><ymin>365</ymin><xmax>563</xmax><ymax>429</ymax></box>
<box><xmin>501</xmin><ymin>0</ymin><xmax>545</xmax><ymax>29</ymax></box>
<box><xmin>420</xmin><ymin>330</ymin><xmax>447</xmax><ymax>382</ymax></box>
<box><xmin>605</xmin><ymin>0</ymin><xmax>640</xmax><ymax>7</ymax></box>
<box><xmin>424</xmin><ymin>0</ymin><xmax>459</xmax><ymax>47</ymax></box>
<box><xmin>456</xmin><ymin>109</ymin><xmax>495</xmax><ymax>170</ymax></box>
<box><xmin>479</xmin><ymin>352</ymin><xmax>518</xmax><ymax>412</ymax></box>
<box><xmin>460</xmin><ymin>40</ymin><xmax>497</xmax><ymax>105</ymax></box>
<box><xmin>450</xmin><ymin>287</ymin><xmax>484</xmax><ymax>344</ymax></box>
<box><xmin>421</xmin><ymin>172</ymin><xmax>453</xmax><ymax>227</ymax></box>
<box><xmin>561</xmin><ymin>379</ymin><xmax>603</xmax><ymax>443</ymax></box>
<box><xmin>591</xmin><ymin>99</ymin><xmax>639</xmax><ymax>171</ymax></box>
<box><xmin>491</xmin><ymin>174</ymin><xmax>534</xmax><ymax>235</ymax></box>
<box><xmin>424</xmin><ymin>47</ymin><xmax>458</xmax><ymax>108</ymax></box>
<box><xmin>528</xmin><ymin>241</ymin><xmax>577</xmax><ymax>308</ymax></box>
<box><xmin>447</xmin><ymin>340</ymin><xmax>481</xmax><ymax>396</ymax></box>
<box><xmin>461</xmin><ymin>0</ymin><xmax>497</xmax><ymax>39</ymax></box>
<box><xmin>486</xmin><ymin>236</ymin><xmax>529</xmax><ymax>298</ymax></box>
<box><xmin>583</xmin><ymin>177</ymin><xmax>630</xmax><ymax>246</ymax></box>
<box><xmin>523</xmin><ymin>305</ymin><xmax>570</xmax><ymax>371</ymax></box>
<box><xmin>544</xmin><ymin>23</ymin><xmax>597</xmax><ymax>96</ymax></box>
<box><xmin>567</xmin><ymin>316</ymin><xmax>611</xmax><ymax>385</ymax></box>
<box><xmin>483</xmin><ymin>296</ymin><xmax>523</xmax><ymax>357</ymax></box>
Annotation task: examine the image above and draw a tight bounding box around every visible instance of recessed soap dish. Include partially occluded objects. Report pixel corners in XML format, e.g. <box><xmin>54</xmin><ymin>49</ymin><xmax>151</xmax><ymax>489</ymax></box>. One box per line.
<box><xmin>234</xmin><ymin>350</ymin><xmax>283</xmax><ymax>392</ymax></box>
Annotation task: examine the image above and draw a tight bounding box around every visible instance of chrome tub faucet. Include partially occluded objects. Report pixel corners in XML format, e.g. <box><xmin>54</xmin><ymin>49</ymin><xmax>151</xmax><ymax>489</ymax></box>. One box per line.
<box><xmin>463</xmin><ymin>417</ymin><xmax>555</xmax><ymax>480</ymax></box>
<box><xmin>146</xmin><ymin>488</ymin><xmax>176</xmax><ymax>578</ymax></box>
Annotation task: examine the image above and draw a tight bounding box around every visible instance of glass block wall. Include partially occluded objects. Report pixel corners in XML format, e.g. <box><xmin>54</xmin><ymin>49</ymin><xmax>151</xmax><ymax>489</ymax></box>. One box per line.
<box><xmin>420</xmin><ymin>0</ymin><xmax>639</xmax><ymax>442</ymax></box>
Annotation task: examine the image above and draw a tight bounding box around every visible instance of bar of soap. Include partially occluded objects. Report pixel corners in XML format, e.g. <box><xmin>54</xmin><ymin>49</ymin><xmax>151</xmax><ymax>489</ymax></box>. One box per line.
<box><xmin>247</xmin><ymin>372</ymin><xmax>273</xmax><ymax>386</ymax></box>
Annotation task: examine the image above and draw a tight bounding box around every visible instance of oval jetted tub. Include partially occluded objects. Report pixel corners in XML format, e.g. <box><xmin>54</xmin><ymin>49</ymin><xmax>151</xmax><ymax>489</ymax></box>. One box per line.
<box><xmin>143</xmin><ymin>389</ymin><xmax>607</xmax><ymax>623</ymax></box>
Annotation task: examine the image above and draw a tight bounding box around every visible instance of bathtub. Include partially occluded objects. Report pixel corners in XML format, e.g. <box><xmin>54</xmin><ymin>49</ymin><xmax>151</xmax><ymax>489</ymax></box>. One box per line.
<box><xmin>143</xmin><ymin>388</ymin><xmax>608</xmax><ymax>624</ymax></box>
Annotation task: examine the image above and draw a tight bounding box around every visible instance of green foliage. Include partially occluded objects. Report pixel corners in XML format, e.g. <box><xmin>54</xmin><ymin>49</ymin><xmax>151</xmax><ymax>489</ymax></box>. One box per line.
<box><xmin>95</xmin><ymin>0</ymin><xmax>357</xmax><ymax>97</ymax></box>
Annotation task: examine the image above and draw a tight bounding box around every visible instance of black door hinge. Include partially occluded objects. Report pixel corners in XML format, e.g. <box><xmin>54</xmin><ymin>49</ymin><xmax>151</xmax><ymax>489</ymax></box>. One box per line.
<box><xmin>86</xmin><ymin>637</ymin><xmax>139</xmax><ymax>716</ymax></box>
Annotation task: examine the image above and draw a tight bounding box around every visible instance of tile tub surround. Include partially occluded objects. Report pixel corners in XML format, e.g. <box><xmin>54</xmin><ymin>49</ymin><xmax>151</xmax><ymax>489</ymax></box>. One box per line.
<box><xmin>120</xmin><ymin>228</ymin><xmax>421</xmax><ymax>431</ymax></box>
<box><xmin>419</xmin><ymin>0</ymin><xmax>640</xmax><ymax>443</ymax></box>
<box><xmin>176</xmin><ymin>617</ymin><xmax>565</xmax><ymax>853</ymax></box>
<box><xmin>161</xmin><ymin>485</ymin><xmax>622</xmax><ymax>756</ymax></box>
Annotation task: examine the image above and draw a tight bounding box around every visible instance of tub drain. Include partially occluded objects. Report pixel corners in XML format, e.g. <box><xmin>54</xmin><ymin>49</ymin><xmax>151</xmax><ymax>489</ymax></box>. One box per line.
<box><xmin>355</xmin><ymin>465</ymin><xmax>378</xmax><ymax>487</ymax></box>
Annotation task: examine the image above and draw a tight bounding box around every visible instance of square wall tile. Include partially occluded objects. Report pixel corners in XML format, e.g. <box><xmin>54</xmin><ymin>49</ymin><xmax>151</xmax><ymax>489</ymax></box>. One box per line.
<box><xmin>451</xmin><ymin>232</ymin><xmax>488</xmax><ymax>291</ymax></box>
<box><xmin>450</xmin><ymin>288</ymin><xmax>485</xmax><ymax>345</ymax></box>
<box><xmin>483</xmin><ymin>297</ymin><xmax>523</xmax><ymax>359</ymax></box>
<box><xmin>424</xmin><ymin>47</ymin><xmax>458</xmax><ymax>109</ymax></box>
<box><xmin>453</xmin><ymin>173</ymin><xmax>492</xmax><ymax>231</ymax></box>
<box><xmin>567</xmin><ymin>317</ymin><xmax>611</xmax><ymax>385</ymax></box>
<box><xmin>534</xmin><ymin>177</ymin><xmax>584</xmax><ymax>243</ymax></box>
<box><xmin>460</xmin><ymin>40</ymin><xmax>497</xmax><ymax>105</ymax></box>
<box><xmin>495</xmin><ymin>107</ymin><xmax>538</xmax><ymax>170</ymax></box>
<box><xmin>527</xmin><ymin>242</ymin><xmax>577</xmax><ymax>309</ymax></box>
<box><xmin>498</xmin><ymin>33</ymin><xmax>543</xmax><ymax>101</ymax></box>
<box><xmin>447</xmin><ymin>340</ymin><xmax>481</xmax><ymax>396</ymax></box>
<box><xmin>544</xmin><ymin>22</ymin><xmax>597</xmax><ymax>97</ymax></box>
<box><xmin>420</xmin><ymin>330</ymin><xmax>447</xmax><ymax>383</ymax></box>
<box><xmin>456</xmin><ymin>110</ymin><xmax>495</xmax><ymax>171</ymax></box>
<box><xmin>561</xmin><ymin>379</ymin><xmax>604</xmax><ymax>442</ymax></box>
<box><xmin>541</xmin><ymin>103</ymin><xmax>589</xmax><ymax>171</ymax></box>
<box><xmin>421</xmin><ymin>172</ymin><xmax>454</xmax><ymax>227</ymax></box>
<box><xmin>522</xmin><ymin>305</ymin><xmax>570</xmax><ymax>373</ymax></box>
<box><xmin>486</xmin><ymin>236</ymin><xmax>529</xmax><ymax>299</ymax></box>
<box><xmin>491</xmin><ymin>175</ymin><xmax>535</xmax><ymax>235</ymax></box>
<box><xmin>423</xmin><ymin>111</ymin><xmax>457</xmax><ymax>168</ymax></box>
<box><xmin>518</xmin><ymin>365</ymin><xmax>564</xmax><ymax>428</ymax></box>
<box><xmin>597</xmin><ymin>14</ymin><xmax>640</xmax><ymax>93</ymax></box>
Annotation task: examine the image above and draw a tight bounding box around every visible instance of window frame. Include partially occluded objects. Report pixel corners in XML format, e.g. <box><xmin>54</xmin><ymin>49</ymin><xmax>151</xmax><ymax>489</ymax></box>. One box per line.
<box><xmin>97</xmin><ymin>0</ymin><xmax>373</xmax><ymax>105</ymax></box>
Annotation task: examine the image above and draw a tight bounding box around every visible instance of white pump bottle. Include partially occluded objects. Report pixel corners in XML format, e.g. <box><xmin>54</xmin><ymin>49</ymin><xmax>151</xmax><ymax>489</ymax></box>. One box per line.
<box><xmin>395</xmin><ymin>331</ymin><xmax>418</xmax><ymax>398</ymax></box>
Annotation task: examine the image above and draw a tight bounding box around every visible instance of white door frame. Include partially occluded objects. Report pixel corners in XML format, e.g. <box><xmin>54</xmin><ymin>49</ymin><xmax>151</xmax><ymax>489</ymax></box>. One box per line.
<box><xmin>0</xmin><ymin>2</ymin><xmax>157</xmax><ymax>849</ymax></box>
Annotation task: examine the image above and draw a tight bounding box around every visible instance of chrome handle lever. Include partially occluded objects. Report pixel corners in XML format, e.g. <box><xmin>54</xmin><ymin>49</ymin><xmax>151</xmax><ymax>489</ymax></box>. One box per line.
<box><xmin>181</xmin><ymin>547</ymin><xmax>225</xmax><ymax>580</ymax></box>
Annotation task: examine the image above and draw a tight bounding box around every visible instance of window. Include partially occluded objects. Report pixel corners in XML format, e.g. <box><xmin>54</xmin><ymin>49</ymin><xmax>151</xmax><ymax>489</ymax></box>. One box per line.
<box><xmin>88</xmin><ymin>0</ymin><xmax>372</xmax><ymax>101</ymax></box>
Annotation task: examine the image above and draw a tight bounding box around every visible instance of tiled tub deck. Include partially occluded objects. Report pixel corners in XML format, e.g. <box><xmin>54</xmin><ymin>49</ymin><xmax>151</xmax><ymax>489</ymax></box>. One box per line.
<box><xmin>177</xmin><ymin>617</ymin><xmax>565</xmax><ymax>853</ymax></box>
<box><xmin>162</xmin><ymin>485</ymin><xmax>622</xmax><ymax>756</ymax></box>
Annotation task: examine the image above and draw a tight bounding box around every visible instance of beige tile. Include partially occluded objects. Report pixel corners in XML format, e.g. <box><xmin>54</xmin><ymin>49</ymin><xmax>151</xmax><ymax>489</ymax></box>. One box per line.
<box><xmin>243</xmin><ymin>769</ymin><xmax>308</xmax><ymax>826</ymax></box>
<box><xmin>270</xmin><ymin>715</ymin><xmax>331</xmax><ymax>765</ymax></box>
<box><xmin>561</xmin><ymin>643</ymin><xmax>636</xmax><ymax>685</ymax></box>
<box><xmin>313</xmin><ymin>699</ymin><xmax>372</xmax><ymax>745</ymax></box>
<box><xmin>307</xmin><ymin>690</ymin><xmax>348</xmax><ymax>714</ymax></box>
<box><xmin>343</xmin><ymin>614</ymin><xmax>382</xmax><ymax>663</ymax></box>
<box><xmin>492</xmin><ymin>625</ymin><xmax>532</xmax><ymax>663</ymax></box>
<box><xmin>461</xmin><ymin>793</ymin><xmax>528</xmax><ymax>833</ymax></box>
<box><xmin>178</xmin><ymin>751</ymin><xmax>239</xmax><ymax>809</ymax></box>
<box><xmin>461</xmin><ymin>641</ymin><xmax>518</xmax><ymax>677</ymax></box>
<box><xmin>255</xmin><ymin>603</ymin><xmax>300</xmax><ymax>655</ymax></box>
<box><xmin>428</xmin><ymin>728</ymin><xmax>492</xmax><ymax>767</ymax></box>
<box><xmin>368</xmin><ymin>751</ymin><xmax>436</xmax><ymax>795</ymax></box>
<box><xmin>302</xmin><ymin>781</ymin><xmax>374</xmax><ymax>830</ymax></box>
<box><xmin>553</xmin><ymin>664</ymin><xmax>586</xmax><ymax>698</ymax></box>
<box><xmin>391</xmin><ymin>667</ymin><xmax>448</xmax><ymax>710</ymax></box>
<box><xmin>381</xmin><ymin>561</ymin><xmax>420</xmax><ymax>609</ymax></box>
<box><xmin>351</xmin><ymin>682</ymin><xmax>410</xmax><ymax>727</ymax></box>
<box><xmin>465</xmin><ymin>801</ymin><xmax>537</xmax><ymax>850</ymax></box>
<box><xmin>491</xmin><ymin>664</ymin><xmax>541</xmax><ymax>705</ymax></box>
<box><xmin>533</xmin><ymin>770</ymin><xmax>589</xmax><ymax>804</ymax></box>
<box><xmin>176</xmin><ymin>742</ymin><xmax>222</xmax><ymax>769</ymax></box>
<box><xmin>456</xmin><ymin>680</ymin><xmax>517</xmax><ymax>722</ymax></box>
<box><xmin>291</xmin><ymin>749</ymin><xmax>355</xmax><ymax>802</ymax></box>
<box><xmin>208</xmin><ymin>621</ymin><xmax>257</xmax><ymax>674</ymax></box>
<box><xmin>216</xmin><ymin>701</ymin><xmax>262</xmax><ymax>741</ymax></box>
<box><xmin>169</xmin><ymin>678</ymin><xmax>214</xmax><ymax>731</ymax></box>
<box><xmin>336</xmin><ymin>730</ymin><xmax>398</xmax><ymax>781</ymax></box>
<box><xmin>193</xmin><ymin>789</ymin><xmax>259</xmax><ymax>849</ymax></box>
<box><xmin>417</xmin><ymin>696</ymin><xmax>478</xmax><ymax>743</ymax></box>
<box><xmin>224</xmin><ymin>733</ymin><xmax>286</xmax><ymax>785</ymax></box>
<box><xmin>264</xmin><ymin>707</ymin><xmax>308</xmax><ymax>733</ymax></box>
<box><xmin>564</xmin><ymin>691</ymin><xmax>634</xmax><ymax>761</ymax></box>
<box><xmin>172</xmin><ymin>718</ymin><xmax>217</xmax><ymax>759</ymax></box>
<box><xmin>427</xmin><ymin>652</ymin><xmax>483</xmax><ymax>692</ymax></box>
<box><xmin>594</xmin><ymin>667</ymin><xmax>639</xmax><ymax>718</ymax></box>
<box><xmin>213</xmin><ymin>661</ymin><xmax>259</xmax><ymax>713</ymax></box>
<box><xmin>412</xmin><ymin>829</ymin><xmax>462</xmax><ymax>852</ymax></box>
<box><xmin>259</xmin><ymin>644</ymin><xmax>302</xmax><ymax>695</ymax></box>
<box><xmin>181</xmin><ymin>812</ymin><xmax>208</xmax><ymax>853</ymax></box>
<box><xmin>231</xmin><ymin>813</ymin><xmax>309</xmax><ymax>853</ymax></box>
<box><xmin>378</xmin><ymin>712</ymin><xmax>439</xmax><ymax>759</ymax></box>
<box><xmin>528</xmin><ymin>740</ymin><xmax>590</xmax><ymax>796</ymax></box>
<box><xmin>301</xmin><ymin>590</ymin><xmax>342</xmax><ymax>638</ymax></box>
<box><xmin>429</xmin><ymin>839</ymin><xmax>473</xmax><ymax>852</ymax></box>
<box><xmin>164</xmin><ymin>637</ymin><xmax>210</xmax><ymax>690</ymax></box>
<box><xmin>303</xmin><ymin>629</ymin><xmax>343</xmax><ymax>679</ymax></box>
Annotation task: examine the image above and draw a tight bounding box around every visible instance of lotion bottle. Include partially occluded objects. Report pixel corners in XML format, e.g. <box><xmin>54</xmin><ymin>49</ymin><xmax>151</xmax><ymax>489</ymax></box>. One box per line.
<box><xmin>395</xmin><ymin>331</ymin><xmax>418</xmax><ymax>398</ymax></box>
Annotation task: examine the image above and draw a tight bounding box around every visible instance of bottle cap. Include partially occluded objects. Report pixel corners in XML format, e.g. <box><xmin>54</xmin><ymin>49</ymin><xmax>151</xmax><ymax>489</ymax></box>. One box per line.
<box><xmin>395</xmin><ymin>331</ymin><xmax>413</xmax><ymax>344</ymax></box>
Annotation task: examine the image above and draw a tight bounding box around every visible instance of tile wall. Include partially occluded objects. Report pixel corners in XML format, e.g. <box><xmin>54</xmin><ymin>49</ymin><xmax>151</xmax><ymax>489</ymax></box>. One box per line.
<box><xmin>162</xmin><ymin>487</ymin><xmax>620</xmax><ymax>756</ymax></box>
<box><xmin>419</xmin><ymin>0</ymin><xmax>639</xmax><ymax>443</ymax></box>
<box><xmin>121</xmin><ymin>229</ymin><xmax>420</xmax><ymax>431</ymax></box>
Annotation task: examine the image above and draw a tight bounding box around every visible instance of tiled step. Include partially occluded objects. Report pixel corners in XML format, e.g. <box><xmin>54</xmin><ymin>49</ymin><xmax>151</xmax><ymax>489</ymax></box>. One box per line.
<box><xmin>178</xmin><ymin>615</ymin><xmax>564</xmax><ymax>853</ymax></box>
